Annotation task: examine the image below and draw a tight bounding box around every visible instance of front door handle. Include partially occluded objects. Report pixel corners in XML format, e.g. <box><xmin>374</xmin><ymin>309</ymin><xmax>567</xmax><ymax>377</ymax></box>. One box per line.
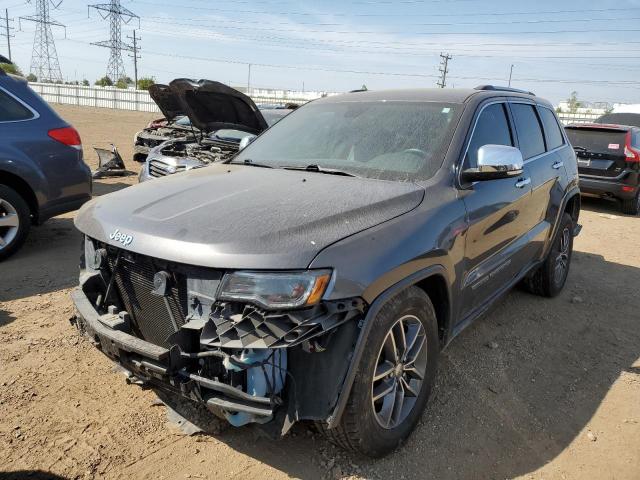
<box><xmin>552</xmin><ymin>161</ymin><xmax>564</xmax><ymax>169</ymax></box>
<box><xmin>515</xmin><ymin>177</ymin><xmax>531</xmax><ymax>188</ymax></box>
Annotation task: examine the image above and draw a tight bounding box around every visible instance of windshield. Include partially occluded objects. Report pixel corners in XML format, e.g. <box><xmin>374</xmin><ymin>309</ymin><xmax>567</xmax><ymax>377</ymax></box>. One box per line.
<box><xmin>261</xmin><ymin>109</ymin><xmax>291</xmax><ymax>126</ymax></box>
<box><xmin>234</xmin><ymin>100</ymin><xmax>461</xmax><ymax>182</ymax></box>
<box><xmin>211</xmin><ymin>129</ymin><xmax>254</xmax><ymax>143</ymax></box>
<box><xmin>175</xmin><ymin>115</ymin><xmax>191</xmax><ymax>126</ymax></box>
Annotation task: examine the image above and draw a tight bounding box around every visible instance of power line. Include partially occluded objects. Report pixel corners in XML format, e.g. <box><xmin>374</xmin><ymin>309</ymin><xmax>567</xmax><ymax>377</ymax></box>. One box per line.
<box><xmin>88</xmin><ymin>0</ymin><xmax>139</xmax><ymax>81</ymax></box>
<box><xmin>19</xmin><ymin>0</ymin><xmax>65</xmax><ymax>82</ymax></box>
<box><xmin>437</xmin><ymin>53</ymin><xmax>452</xmax><ymax>88</ymax></box>
<box><xmin>130</xmin><ymin>2</ymin><xmax>640</xmax><ymax>18</ymax></box>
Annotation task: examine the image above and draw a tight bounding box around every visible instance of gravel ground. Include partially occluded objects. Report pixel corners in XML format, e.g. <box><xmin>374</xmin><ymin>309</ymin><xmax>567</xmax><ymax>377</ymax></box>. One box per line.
<box><xmin>0</xmin><ymin>105</ymin><xmax>638</xmax><ymax>480</ymax></box>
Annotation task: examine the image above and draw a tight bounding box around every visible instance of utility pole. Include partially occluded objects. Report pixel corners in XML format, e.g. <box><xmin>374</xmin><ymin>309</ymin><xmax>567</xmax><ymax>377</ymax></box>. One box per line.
<box><xmin>247</xmin><ymin>63</ymin><xmax>251</xmax><ymax>93</ymax></box>
<box><xmin>127</xmin><ymin>29</ymin><xmax>140</xmax><ymax>88</ymax></box>
<box><xmin>19</xmin><ymin>0</ymin><xmax>65</xmax><ymax>82</ymax></box>
<box><xmin>437</xmin><ymin>52</ymin><xmax>452</xmax><ymax>89</ymax></box>
<box><xmin>508</xmin><ymin>64</ymin><xmax>514</xmax><ymax>87</ymax></box>
<box><xmin>89</xmin><ymin>0</ymin><xmax>139</xmax><ymax>82</ymax></box>
<box><xmin>0</xmin><ymin>9</ymin><xmax>14</xmax><ymax>61</ymax></box>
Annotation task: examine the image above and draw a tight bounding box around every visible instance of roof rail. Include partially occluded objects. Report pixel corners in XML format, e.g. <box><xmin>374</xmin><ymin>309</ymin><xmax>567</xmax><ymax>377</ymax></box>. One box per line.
<box><xmin>475</xmin><ymin>85</ymin><xmax>535</xmax><ymax>96</ymax></box>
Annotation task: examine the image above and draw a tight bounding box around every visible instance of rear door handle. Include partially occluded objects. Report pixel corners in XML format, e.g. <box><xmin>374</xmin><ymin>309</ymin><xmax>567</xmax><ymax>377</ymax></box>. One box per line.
<box><xmin>552</xmin><ymin>161</ymin><xmax>564</xmax><ymax>169</ymax></box>
<box><xmin>515</xmin><ymin>177</ymin><xmax>531</xmax><ymax>188</ymax></box>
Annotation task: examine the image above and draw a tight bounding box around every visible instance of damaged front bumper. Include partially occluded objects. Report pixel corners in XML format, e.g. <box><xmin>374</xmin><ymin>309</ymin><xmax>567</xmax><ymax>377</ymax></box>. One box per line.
<box><xmin>71</xmin><ymin>269</ymin><xmax>364</xmax><ymax>434</ymax></box>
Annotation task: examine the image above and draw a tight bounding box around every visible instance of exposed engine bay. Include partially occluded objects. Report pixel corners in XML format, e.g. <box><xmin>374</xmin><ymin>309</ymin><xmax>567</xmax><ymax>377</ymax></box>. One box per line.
<box><xmin>72</xmin><ymin>238</ymin><xmax>364</xmax><ymax>433</ymax></box>
<box><xmin>157</xmin><ymin>136</ymin><xmax>241</xmax><ymax>165</ymax></box>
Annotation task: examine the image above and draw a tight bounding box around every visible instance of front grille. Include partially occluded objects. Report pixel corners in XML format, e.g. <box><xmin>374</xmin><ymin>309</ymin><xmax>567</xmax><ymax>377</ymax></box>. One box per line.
<box><xmin>149</xmin><ymin>159</ymin><xmax>187</xmax><ymax>178</ymax></box>
<box><xmin>107</xmin><ymin>251</ymin><xmax>188</xmax><ymax>347</ymax></box>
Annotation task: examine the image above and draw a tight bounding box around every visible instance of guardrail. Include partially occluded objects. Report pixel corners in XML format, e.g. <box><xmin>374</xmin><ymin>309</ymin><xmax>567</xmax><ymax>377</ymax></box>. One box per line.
<box><xmin>28</xmin><ymin>82</ymin><xmax>318</xmax><ymax>112</ymax></box>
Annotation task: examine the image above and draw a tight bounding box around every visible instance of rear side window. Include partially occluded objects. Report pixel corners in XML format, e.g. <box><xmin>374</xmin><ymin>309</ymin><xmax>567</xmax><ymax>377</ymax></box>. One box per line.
<box><xmin>466</xmin><ymin>103</ymin><xmax>513</xmax><ymax>167</ymax></box>
<box><xmin>511</xmin><ymin>103</ymin><xmax>546</xmax><ymax>159</ymax></box>
<box><xmin>0</xmin><ymin>89</ymin><xmax>34</xmax><ymax>122</ymax></box>
<box><xmin>633</xmin><ymin>129</ymin><xmax>640</xmax><ymax>149</ymax></box>
<box><xmin>538</xmin><ymin>107</ymin><xmax>564</xmax><ymax>150</ymax></box>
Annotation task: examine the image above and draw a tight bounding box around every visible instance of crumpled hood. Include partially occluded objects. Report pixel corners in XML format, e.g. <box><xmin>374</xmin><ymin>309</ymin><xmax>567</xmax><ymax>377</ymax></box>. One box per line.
<box><xmin>148</xmin><ymin>83</ymin><xmax>184</xmax><ymax>122</ymax></box>
<box><xmin>75</xmin><ymin>164</ymin><xmax>424</xmax><ymax>269</ymax></box>
<box><xmin>169</xmin><ymin>79</ymin><xmax>268</xmax><ymax>134</ymax></box>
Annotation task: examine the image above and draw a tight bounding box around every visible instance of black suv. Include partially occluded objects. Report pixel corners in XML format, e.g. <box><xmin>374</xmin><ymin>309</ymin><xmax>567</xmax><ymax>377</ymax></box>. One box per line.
<box><xmin>566</xmin><ymin>122</ymin><xmax>640</xmax><ymax>215</ymax></box>
<box><xmin>71</xmin><ymin>86</ymin><xmax>580</xmax><ymax>457</ymax></box>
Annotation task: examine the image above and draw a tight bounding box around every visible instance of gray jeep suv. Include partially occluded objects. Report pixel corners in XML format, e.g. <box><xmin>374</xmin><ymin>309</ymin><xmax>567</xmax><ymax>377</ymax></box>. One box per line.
<box><xmin>71</xmin><ymin>86</ymin><xmax>580</xmax><ymax>457</ymax></box>
<box><xmin>0</xmin><ymin>68</ymin><xmax>92</xmax><ymax>260</ymax></box>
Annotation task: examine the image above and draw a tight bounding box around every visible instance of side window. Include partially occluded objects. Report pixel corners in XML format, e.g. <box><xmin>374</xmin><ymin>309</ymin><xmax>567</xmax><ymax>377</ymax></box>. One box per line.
<box><xmin>538</xmin><ymin>106</ymin><xmax>565</xmax><ymax>150</ymax></box>
<box><xmin>510</xmin><ymin>103</ymin><xmax>546</xmax><ymax>159</ymax></box>
<box><xmin>0</xmin><ymin>89</ymin><xmax>34</xmax><ymax>122</ymax></box>
<box><xmin>466</xmin><ymin>103</ymin><xmax>513</xmax><ymax>167</ymax></box>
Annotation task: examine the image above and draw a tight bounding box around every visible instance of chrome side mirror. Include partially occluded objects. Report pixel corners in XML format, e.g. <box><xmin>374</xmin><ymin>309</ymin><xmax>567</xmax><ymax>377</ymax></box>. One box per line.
<box><xmin>462</xmin><ymin>144</ymin><xmax>524</xmax><ymax>182</ymax></box>
<box><xmin>239</xmin><ymin>135</ymin><xmax>257</xmax><ymax>150</ymax></box>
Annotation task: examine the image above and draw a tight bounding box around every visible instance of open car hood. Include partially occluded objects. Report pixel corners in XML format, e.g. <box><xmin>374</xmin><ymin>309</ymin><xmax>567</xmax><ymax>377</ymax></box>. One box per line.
<box><xmin>169</xmin><ymin>78</ymin><xmax>268</xmax><ymax>134</ymax></box>
<box><xmin>148</xmin><ymin>83</ymin><xmax>184</xmax><ymax>122</ymax></box>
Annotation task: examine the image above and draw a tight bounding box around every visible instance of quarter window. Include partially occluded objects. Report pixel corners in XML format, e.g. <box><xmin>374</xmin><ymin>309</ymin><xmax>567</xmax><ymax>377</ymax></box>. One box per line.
<box><xmin>510</xmin><ymin>103</ymin><xmax>546</xmax><ymax>159</ymax></box>
<box><xmin>0</xmin><ymin>89</ymin><xmax>34</xmax><ymax>122</ymax></box>
<box><xmin>466</xmin><ymin>103</ymin><xmax>513</xmax><ymax>167</ymax></box>
<box><xmin>538</xmin><ymin>107</ymin><xmax>565</xmax><ymax>150</ymax></box>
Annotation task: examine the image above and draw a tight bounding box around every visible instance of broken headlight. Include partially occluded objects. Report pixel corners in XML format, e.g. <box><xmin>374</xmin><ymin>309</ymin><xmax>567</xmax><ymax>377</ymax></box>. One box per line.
<box><xmin>218</xmin><ymin>270</ymin><xmax>332</xmax><ymax>309</ymax></box>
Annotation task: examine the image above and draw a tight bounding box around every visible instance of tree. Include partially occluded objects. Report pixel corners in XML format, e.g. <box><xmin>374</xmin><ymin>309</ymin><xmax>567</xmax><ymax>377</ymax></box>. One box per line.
<box><xmin>26</xmin><ymin>73</ymin><xmax>37</xmax><ymax>82</ymax></box>
<box><xmin>0</xmin><ymin>63</ymin><xmax>23</xmax><ymax>76</ymax></box>
<box><xmin>95</xmin><ymin>76</ymin><xmax>113</xmax><ymax>87</ymax></box>
<box><xmin>136</xmin><ymin>77</ymin><xmax>155</xmax><ymax>90</ymax></box>
<box><xmin>82</xmin><ymin>79</ymin><xmax>89</xmax><ymax>86</ymax></box>
<box><xmin>567</xmin><ymin>91</ymin><xmax>581</xmax><ymax>114</ymax></box>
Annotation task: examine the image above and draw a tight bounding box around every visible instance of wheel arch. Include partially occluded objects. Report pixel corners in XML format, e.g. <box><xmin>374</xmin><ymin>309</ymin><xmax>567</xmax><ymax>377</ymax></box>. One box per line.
<box><xmin>564</xmin><ymin>191</ymin><xmax>581</xmax><ymax>223</ymax></box>
<box><xmin>327</xmin><ymin>264</ymin><xmax>451</xmax><ymax>429</ymax></box>
<box><xmin>0</xmin><ymin>170</ymin><xmax>39</xmax><ymax>221</ymax></box>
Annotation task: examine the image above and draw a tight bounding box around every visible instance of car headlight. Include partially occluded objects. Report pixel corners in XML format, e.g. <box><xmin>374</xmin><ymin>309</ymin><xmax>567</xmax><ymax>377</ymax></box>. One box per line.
<box><xmin>218</xmin><ymin>270</ymin><xmax>332</xmax><ymax>309</ymax></box>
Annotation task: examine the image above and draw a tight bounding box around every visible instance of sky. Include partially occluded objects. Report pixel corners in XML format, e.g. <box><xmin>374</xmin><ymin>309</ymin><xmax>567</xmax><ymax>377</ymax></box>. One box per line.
<box><xmin>4</xmin><ymin>0</ymin><xmax>640</xmax><ymax>105</ymax></box>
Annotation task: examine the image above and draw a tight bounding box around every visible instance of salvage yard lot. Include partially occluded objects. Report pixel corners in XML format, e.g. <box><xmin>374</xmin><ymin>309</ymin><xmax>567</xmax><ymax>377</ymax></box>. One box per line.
<box><xmin>1</xmin><ymin>104</ymin><xmax>639</xmax><ymax>480</ymax></box>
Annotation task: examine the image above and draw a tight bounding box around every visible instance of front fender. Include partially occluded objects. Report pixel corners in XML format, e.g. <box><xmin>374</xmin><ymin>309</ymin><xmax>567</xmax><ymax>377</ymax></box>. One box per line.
<box><xmin>326</xmin><ymin>264</ymin><xmax>450</xmax><ymax>428</ymax></box>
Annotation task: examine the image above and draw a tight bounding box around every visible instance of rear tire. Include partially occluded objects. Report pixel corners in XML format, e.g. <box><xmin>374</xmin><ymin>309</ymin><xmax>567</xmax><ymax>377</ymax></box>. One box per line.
<box><xmin>522</xmin><ymin>212</ymin><xmax>574</xmax><ymax>298</ymax></box>
<box><xmin>318</xmin><ymin>286</ymin><xmax>439</xmax><ymax>457</ymax></box>
<box><xmin>0</xmin><ymin>184</ymin><xmax>31</xmax><ymax>261</ymax></box>
<box><xmin>620</xmin><ymin>192</ymin><xmax>640</xmax><ymax>216</ymax></box>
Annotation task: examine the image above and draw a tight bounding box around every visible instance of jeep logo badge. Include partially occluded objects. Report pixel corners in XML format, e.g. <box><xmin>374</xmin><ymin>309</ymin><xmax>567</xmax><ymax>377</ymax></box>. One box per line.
<box><xmin>109</xmin><ymin>228</ymin><xmax>133</xmax><ymax>247</ymax></box>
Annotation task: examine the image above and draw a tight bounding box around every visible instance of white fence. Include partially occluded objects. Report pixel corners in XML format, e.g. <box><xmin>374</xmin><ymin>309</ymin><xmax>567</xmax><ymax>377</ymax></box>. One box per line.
<box><xmin>557</xmin><ymin>112</ymin><xmax>602</xmax><ymax>125</ymax></box>
<box><xmin>28</xmin><ymin>82</ymin><xmax>321</xmax><ymax>112</ymax></box>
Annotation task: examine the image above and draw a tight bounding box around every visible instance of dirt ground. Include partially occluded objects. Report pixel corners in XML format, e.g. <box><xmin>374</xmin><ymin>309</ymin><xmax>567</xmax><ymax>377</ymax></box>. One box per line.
<box><xmin>1</xmin><ymin>104</ymin><xmax>639</xmax><ymax>480</ymax></box>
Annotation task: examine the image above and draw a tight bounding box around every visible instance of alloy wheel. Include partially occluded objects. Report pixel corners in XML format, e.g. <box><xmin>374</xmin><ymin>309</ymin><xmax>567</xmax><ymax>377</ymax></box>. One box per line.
<box><xmin>371</xmin><ymin>314</ymin><xmax>427</xmax><ymax>429</ymax></box>
<box><xmin>0</xmin><ymin>197</ymin><xmax>20</xmax><ymax>251</ymax></box>
<box><xmin>553</xmin><ymin>226</ymin><xmax>571</xmax><ymax>286</ymax></box>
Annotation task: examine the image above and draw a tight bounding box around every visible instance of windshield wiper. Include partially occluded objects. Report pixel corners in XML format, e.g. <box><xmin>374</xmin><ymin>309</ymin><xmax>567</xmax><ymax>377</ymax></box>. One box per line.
<box><xmin>231</xmin><ymin>159</ymin><xmax>273</xmax><ymax>168</ymax></box>
<box><xmin>281</xmin><ymin>164</ymin><xmax>358</xmax><ymax>177</ymax></box>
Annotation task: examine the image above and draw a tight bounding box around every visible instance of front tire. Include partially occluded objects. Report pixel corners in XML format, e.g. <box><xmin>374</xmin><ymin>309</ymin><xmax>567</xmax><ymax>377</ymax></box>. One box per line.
<box><xmin>522</xmin><ymin>212</ymin><xmax>574</xmax><ymax>297</ymax></box>
<box><xmin>319</xmin><ymin>286</ymin><xmax>439</xmax><ymax>457</ymax></box>
<box><xmin>0</xmin><ymin>184</ymin><xmax>31</xmax><ymax>261</ymax></box>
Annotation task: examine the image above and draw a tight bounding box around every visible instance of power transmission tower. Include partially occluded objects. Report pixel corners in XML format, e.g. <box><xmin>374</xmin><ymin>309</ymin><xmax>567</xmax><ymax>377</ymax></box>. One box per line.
<box><xmin>437</xmin><ymin>53</ymin><xmax>452</xmax><ymax>89</ymax></box>
<box><xmin>88</xmin><ymin>0</ymin><xmax>139</xmax><ymax>82</ymax></box>
<box><xmin>19</xmin><ymin>0</ymin><xmax>65</xmax><ymax>82</ymax></box>
<box><xmin>126</xmin><ymin>29</ymin><xmax>140</xmax><ymax>88</ymax></box>
<box><xmin>0</xmin><ymin>9</ymin><xmax>15</xmax><ymax>62</ymax></box>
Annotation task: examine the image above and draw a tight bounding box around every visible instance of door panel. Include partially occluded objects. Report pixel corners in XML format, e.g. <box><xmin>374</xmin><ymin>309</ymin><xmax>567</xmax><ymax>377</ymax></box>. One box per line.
<box><xmin>461</xmin><ymin>174</ymin><xmax>533</xmax><ymax>320</ymax></box>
